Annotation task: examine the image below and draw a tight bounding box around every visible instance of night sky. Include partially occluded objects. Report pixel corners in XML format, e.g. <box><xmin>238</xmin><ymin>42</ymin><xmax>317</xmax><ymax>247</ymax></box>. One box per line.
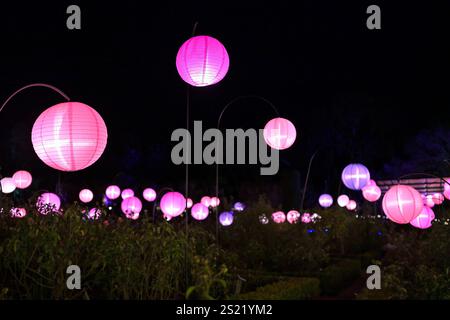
<box><xmin>0</xmin><ymin>1</ymin><xmax>449</xmax><ymax>208</ymax></box>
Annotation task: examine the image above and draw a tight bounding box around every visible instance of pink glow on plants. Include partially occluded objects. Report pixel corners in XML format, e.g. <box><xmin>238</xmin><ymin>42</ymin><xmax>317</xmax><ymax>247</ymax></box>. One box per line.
<box><xmin>10</xmin><ymin>208</ymin><xmax>27</xmax><ymax>218</ymax></box>
<box><xmin>87</xmin><ymin>208</ymin><xmax>102</xmax><ymax>220</ymax></box>
<box><xmin>36</xmin><ymin>193</ymin><xmax>61</xmax><ymax>215</ymax></box>
<box><xmin>301</xmin><ymin>213</ymin><xmax>312</xmax><ymax>224</ymax></box>
<box><xmin>271</xmin><ymin>211</ymin><xmax>286</xmax><ymax>224</ymax></box>
<box><xmin>287</xmin><ymin>210</ymin><xmax>300</xmax><ymax>224</ymax></box>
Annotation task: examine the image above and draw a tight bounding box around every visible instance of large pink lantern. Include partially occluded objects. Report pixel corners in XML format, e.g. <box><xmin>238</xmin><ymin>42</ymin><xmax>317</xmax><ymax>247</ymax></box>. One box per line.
<box><xmin>121</xmin><ymin>196</ymin><xmax>142</xmax><ymax>216</ymax></box>
<box><xmin>263</xmin><ymin>117</ymin><xmax>297</xmax><ymax>150</ymax></box>
<box><xmin>31</xmin><ymin>102</ymin><xmax>108</xmax><ymax>171</ymax></box>
<box><xmin>121</xmin><ymin>188</ymin><xmax>134</xmax><ymax>200</ymax></box>
<box><xmin>160</xmin><ymin>191</ymin><xmax>186</xmax><ymax>218</ymax></box>
<box><xmin>410</xmin><ymin>206</ymin><xmax>434</xmax><ymax>229</ymax></box>
<box><xmin>143</xmin><ymin>188</ymin><xmax>157</xmax><ymax>202</ymax></box>
<box><xmin>186</xmin><ymin>198</ymin><xmax>193</xmax><ymax>209</ymax></box>
<box><xmin>176</xmin><ymin>35</ymin><xmax>229</xmax><ymax>87</ymax></box>
<box><xmin>337</xmin><ymin>195</ymin><xmax>350</xmax><ymax>207</ymax></box>
<box><xmin>10</xmin><ymin>208</ymin><xmax>27</xmax><ymax>218</ymax></box>
<box><xmin>318</xmin><ymin>194</ymin><xmax>333</xmax><ymax>208</ymax></box>
<box><xmin>382</xmin><ymin>185</ymin><xmax>423</xmax><ymax>224</ymax></box>
<box><xmin>106</xmin><ymin>185</ymin><xmax>121</xmax><ymax>200</ymax></box>
<box><xmin>1</xmin><ymin>177</ymin><xmax>16</xmax><ymax>194</ymax></box>
<box><xmin>210</xmin><ymin>197</ymin><xmax>220</xmax><ymax>208</ymax></box>
<box><xmin>301</xmin><ymin>213</ymin><xmax>312</xmax><ymax>224</ymax></box>
<box><xmin>79</xmin><ymin>189</ymin><xmax>94</xmax><ymax>203</ymax></box>
<box><xmin>271</xmin><ymin>211</ymin><xmax>286</xmax><ymax>224</ymax></box>
<box><xmin>12</xmin><ymin>170</ymin><xmax>32</xmax><ymax>189</ymax></box>
<box><xmin>287</xmin><ymin>210</ymin><xmax>301</xmax><ymax>224</ymax></box>
<box><xmin>201</xmin><ymin>196</ymin><xmax>211</xmax><ymax>207</ymax></box>
<box><xmin>341</xmin><ymin>163</ymin><xmax>371</xmax><ymax>190</ymax></box>
<box><xmin>362</xmin><ymin>184</ymin><xmax>381</xmax><ymax>202</ymax></box>
<box><xmin>191</xmin><ymin>203</ymin><xmax>209</xmax><ymax>221</ymax></box>
<box><xmin>346</xmin><ymin>200</ymin><xmax>357</xmax><ymax>211</ymax></box>
<box><xmin>36</xmin><ymin>192</ymin><xmax>61</xmax><ymax>215</ymax></box>
<box><xmin>432</xmin><ymin>193</ymin><xmax>444</xmax><ymax>205</ymax></box>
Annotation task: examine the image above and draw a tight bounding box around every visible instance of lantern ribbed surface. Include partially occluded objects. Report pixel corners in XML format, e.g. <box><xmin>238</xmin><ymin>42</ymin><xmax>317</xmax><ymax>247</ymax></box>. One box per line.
<box><xmin>176</xmin><ymin>35</ymin><xmax>230</xmax><ymax>87</ymax></box>
<box><xmin>160</xmin><ymin>191</ymin><xmax>186</xmax><ymax>218</ymax></box>
<box><xmin>31</xmin><ymin>102</ymin><xmax>108</xmax><ymax>172</ymax></box>
<box><xmin>12</xmin><ymin>170</ymin><xmax>32</xmax><ymax>189</ymax></box>
<box><xmin>341</xmin><ymin>163</ymin><xmax>371</xmax><ymax>190</ymax></box>
<box><xmin>191</xmin><ymin>203</ymin><xmax>209</xmax><ymax>221</ymax></box>
<box><xmin>410</xmin><ymin>206</ymin><xmax>434</xmax><ymax>229</ymax></box>
<box><xmin>263</xmin><ymin>117</ymin><xmax>297</xmax><ymax>150</ymax></box>
<box><xmin>382</xmin><ymin>185</ymin><xmax>423</xmax><ymax>224</ymax></box>
<box><xmin>319</xmin><ymin>194</ymin><xmax>333</xmax><ymax>208</ymax></box>
<box><xmin>362</xmin><ymin>184</ymin><xmax>381</xmax><ymax>202</ymax></box>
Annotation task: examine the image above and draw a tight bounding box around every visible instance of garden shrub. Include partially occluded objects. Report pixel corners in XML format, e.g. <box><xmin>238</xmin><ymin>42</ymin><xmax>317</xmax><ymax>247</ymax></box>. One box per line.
<box><xmin>319</xmin><ymin>259</ymin><xmax>362</xmax><ymax>296</ymax></box>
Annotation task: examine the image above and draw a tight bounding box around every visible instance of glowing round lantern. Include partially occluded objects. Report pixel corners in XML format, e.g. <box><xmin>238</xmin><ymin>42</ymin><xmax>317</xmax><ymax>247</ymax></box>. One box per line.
<box><xmin>121</xmin><ymin>196</ymin><xmax>142</xmax><ymax>216</ymax></box>
<box><xmin>191</xmin><ymin>203</ymin><xmax>209</xmax><ymax>221</ymax></box>
<box><xmin>105</xmin><ymin>185</ymin><xmax>121</xmax><ymax>200</ymax></box>
<box><xmin>382</xmin><ymin>185</ymin><xmax>423</xmax><ymax>224</ymax></box>
<box><xmin>366</xmin><ymin>179</ymin><xmax>377</xmax><ymax>186</ymax></box>
<box><xmin>79</xmin><ymin>189</ymin><xmax>94</xmax><ymax>203</ymax></box>
<box><xmin>210</xmin><ymin>196</ymin><xmax>220</xmax><ymax>207</ymax></box>
<box><xmin>259</xmin><ymin>214</ymin><xmax>269</xmax><ymax>224</ymax></box>
<box><xmin>287</xmin><ymin>210</ymin><xmax>300</xmax><ymax>224</ymax></box>
<box><xmin>424</xmin><ymin>195</ymin><xmax>435</xmax><ymax>208</ymax></box>
<box><xmin>31</xmin><ymin>102</ymin><xmax>108</xmax><ymax>171</ymax></box>
<box><xmin>160</xmin><ymin>192</ymin><xmax>186</xmax><ymax>218</ymax></box>
<box><xmin>346</xmin><ymin>200</ymin><xmax>357</xmax><ymax>211</ymax></box>
<box><xmin>432</xmin><ymin>193</ymin><xmax>444</xmax><ymax>205</ymax></box>
<box><xmin>263</xmin><ymin>117</ymin><xmax>297</xmax><ymax>150</ymax></box>
<box><xmin>10</xmin><ymin>208</ymin><xmax>27</xmax><ymax>218</ymax></box>
<box><xmin>36</xmin><ymin>193</ymin><xmax>61</xmax><ymax>215</ymax></box>
<box><xmin>201</xmin><ymin>196</ymin><xmax>211</xmax><ymax>207</ymax></box>
<box><xmin>410</xmin><ymin>206</ymin><xmax>434</xmax><ymax>229</ymax></box>
<box><xmin>87</xmin><ymin>208</ymin><xmax>102</xmax><ymax>220</ymax></box>
<box><xmin>121</xmin><ymin>188</ymin><xmax>134</xmax><ymax>200</ymax></box>
<box><xmin>444</xmin><ymin>188</ymin><xmax>450</xmax><ymax>200</ymax></box>
<box><xmin>271</xmin><ymin>211</ymin><xmax>286</xmax><ymax>224</ymax></box>
<box><xmin>186</xmin><ymin>198</ymin><xmax>193</xmax><ymax>209</ymax></box>
<box><xmin>219</xmin><ymin>211</ymin><xmax>234</xmax><ymax>226</ymax></box>
<box><xmin>176</xmin><ymin>35</ymin><xmax>229</xmax><ymax>87</ymax></box>
<box><xmin>1</xmin><ymin>177</ymin><xmax>16</xmax><ymax>194</ymax></box>
<box><xmin>341</xmin><ymin>163</ymin><xmax>371</xmax><ymax>190</ymax></box>
<box><xmin>233</xmin><ymin>202</ymin><xmax>246</xmax><ymax>212</ymax></box>
<box><xmin>127</xmin><ymin>212</ymin><xmax>140</xmax><ymax>220</ymax></box>
<box><xmin>143</xmin><ymin>188</ymin><xmax>156</xmax><ymax>202</ymax></box>
<box><xmin>12</xmin><ymin>170</ymin><xmax>32</xmax><ymax>189</ymax></box>
<box><xmin>362</xmin><ymin>184</ymin><xmax>381</xmax><ymax>202</ymax></box>
<box><xmin>337</xmin><ymin>195</ymin><xmax>350</xmax><ymax>207</ymax></box>
<box><xmin>318</xmin><ymin>194</ymin><xmax>333</xmax><ymax>208</ymax></box>
<box><xmin>301</xmin><ymin>213</ymin><xmax>312</xmax><ymax>224</ymax></box>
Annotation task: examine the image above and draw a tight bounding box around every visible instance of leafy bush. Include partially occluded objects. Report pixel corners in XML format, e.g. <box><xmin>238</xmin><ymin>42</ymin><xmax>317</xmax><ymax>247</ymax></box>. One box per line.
<box><xmin>319</xmin><ymin>259</ymin><xmax>362</xmax><ymax>295</ymax></box>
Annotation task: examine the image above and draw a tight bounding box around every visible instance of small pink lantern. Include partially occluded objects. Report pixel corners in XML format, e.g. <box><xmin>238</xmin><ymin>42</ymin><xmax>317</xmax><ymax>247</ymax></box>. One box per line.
<box><xmin>160</xmin><ymin>191</ymin><xmax>186</xmax><ymax>218</ymax></box>
<box><xmin>341</xmin><ymin>163</ymin><xmax>371</xmax><ymax>190</ymax></box>
<box><xmin>121</xmin><ymin>188</ymin><xmax>134</xmax><ymax>200</ymax></box>
<box><xmin>186</xmin><ymin>198</ymin><xmax>193</xmax><ymax>209</ymax></box>
<box><xmin>301</xmin><ymin>213</ymin><xmax>312</xmax><ymax>224</ymax></box>
<box><xmin>176</xmin><ymin>35</ymin><xmax>230</xmax><ymax>87</ymax></box>
<box><xmin>79</xmin><ymin>189</ymin><xmax>94</xmax><ymax>203</ymax></box>
<box><xmin>201</xmin><ymin>196</ymin><xmax>211</xmax><ymax>207</ymax></box>
<box><xmin>366</xmin><ymin>179</ymin><xmax>377</xmax><ymax>186</ymax></box>
<box><xmin>287</xmin><ymin>210</ymin><xmax>301</xmax><ymax>224</ymax></box>
<box><xmin>424</xmin><ymin>195</ymin><xmax>435</xmax><ymax>208</ymax></box>
<box><xmin>318</xmin><ymin>194</ymin><xmax>333</xmax><ymax>208</ymax></box>
<box><xmin>1</xmin><ymin>177</ymin><xmax>16</xmax><ymax>194</ymax></box>
<box><xmin>121</xmin><ymin>196</ymin><xmax>142</xmax><ymax>216</ymax></box>
<box><xmin>12</xmin><ymin>170</ymin><xmax>32</xmax><ymax>189</ymax></box>
<box><xmin>87</xmin><ymin>208</ymin><xmax>102</xmax><ymax>220</ymax></box>
<box><xmin>191</xmin><ymin>203</ymin><xmax>209</xmax><ymax>221</ymax></box>
<box><xmin>346</xmin><ymin>200</ymin><xmax>357</xmax><ymax>211</ymax></box>
<box><xmin>432</xmin><ymin>193</ymin><xmax>444</xmax><ymax>205</ymax></box>
<box><xmin>263</xmin><ymin>117</ymin><xmax>297</xmax><ymax>150</ymax></box>
<box><xmin>31</xmin><ymin>102</ymin><xmax>108</xmax><ymax>171</ymax></box>
<box><xmin>105</xmin><ymin>185</ymin><xmax>121</xmax><ymax>200</ymax></box>
<box><xmin>271</xmin><ymin>211</ymin><xmax>286</xmax><ymax>224</ymax></box>
<box><xmin>362</xmin><ymin>184</ymin><xmax>381</xmax><ymax>202</ymax></box>
<box><xmin>382</xmin><ymin>185</ymin><xmax>423</xmax><ymax>224</ymax></box>
<box><xmin>337</xmin><ymin>195</ymin><xmax>350</xmax><ymax>207</ymax></box>
<box><xmin>143</xmin><ymin>188</ymin><xmax>157</xmax><ymax>202</ymax></box>
<box><xmin>36</xmin><ymin>192</ymin><xmax>61</xmax><ymax>215</ymax></box>
<box><xmin>210</xmin><ymin>196</ymin><xmax>220</xmax><ymax>207</ymax></box>
<box><xmin>10</xmin><ymin>208</ymin><xmax>27</xmax><ymax>218</ymax></box>
<box><xmin>410</xmin><ymin>206</ymin><xmax>434</xmax><ymax>229</ymax></box>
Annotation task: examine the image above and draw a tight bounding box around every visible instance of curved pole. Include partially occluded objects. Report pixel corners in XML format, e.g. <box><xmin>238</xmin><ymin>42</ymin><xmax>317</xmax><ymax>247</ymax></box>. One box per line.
<box><xmin>396</xmin><ymin>172</ymin><xmax>449</xmax><ymax>187</ymax></box>
<box><xmin>0</xmin><ymin>83</ymin><xmax>70</xmax><ymax>113</ymax></box>
<box><xmin>215</xmin><ymin>95</ymin><xmax>280</xmax><ymax>244</ymax></box>
<box><xmin>152</xmin><ymin>187</ymin><xmax>174</xmax><ymax>222</ymax></box>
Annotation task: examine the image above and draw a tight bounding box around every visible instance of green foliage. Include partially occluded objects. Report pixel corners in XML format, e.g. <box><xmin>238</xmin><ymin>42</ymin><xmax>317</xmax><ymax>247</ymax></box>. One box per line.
<box><xmin>319</xmin><ymin>259</ymin><xmax>362</xmax><ymax>296</ymax></box>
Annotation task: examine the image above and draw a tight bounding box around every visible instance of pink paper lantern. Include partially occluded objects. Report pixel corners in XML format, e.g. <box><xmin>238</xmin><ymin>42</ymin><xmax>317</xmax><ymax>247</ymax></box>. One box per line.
<box><xmin>382</xmin><ymin>185</ymin><xmax>423</xmax><ymax>224</ymax></box>
<box><xmin>263</xmin><ymin>117</ymin><xmax>297</xmax><ymax>150</ymax></box>
<box><xmin>87</xmin><ymin>208</ymin><xmax>102</xmax><ymax>220</ymax></box>
<box><xmin>346</xmin><ymin>200</ymin><xmax>357</xmax><ymax>211</ymax></box>
<box><xmin>341</xmin><ymin>163</ymin><xmax>371</xmax><ymax>190</ymax></box>
<box><xmin>271</xmin><ymin>211</ymin><xmax>286</xmax><ymax>224</ymax></box>
<box><xmin>432</xmin><ymin>193</ymin><xmax>444</xmax><ymax>205</ymax></box>
<box><xmin>287</xmin><ymin>210</ymin><xmax>301</xmax><ymax>224</ymax></box>
<box><xmin>186</xmin><ymin>198</ymin><xmax>193</xmax><ymax>209</ymax></box>
<box><xmin>337</xmin><ymin>195</ymin><xmax>350</xmax><ymax>207</ymax></box>
<box><xmin>366</xmin><ymin>179</ymin><xmax>377</xmax><ymax>186</ymax></box>
<box><xmin>191</xmin><ymin>203</ymin><xmax>209</xmax><ymax>221</ymax></box>
<box><xmin>201</xmin><ymin>196</ymin><xmax>211</xmax><ymax>207</ymax></box>
<box><xmin>31</xmin><ymin>102</ymin><xmax>108</xmax><ymax>171</ymax></box>
<box><xmin>121</xmin><ymin>188</ymin><xmax>134</xmax><ymax>200</ymax></box>
<box><xmin>79</xmin><ymin>189</ymin><xmax>94</xmax><ymax>203</ymax></box>
<box><xmin>210</xmin><ymin>196</ymin><xmax>220</xmax><ymax>208</ymax></box>
<box><xmin>36</xmin><ymin>192</ymin><xmax>61</xmax><ymax>215</ymax></box>
<box><xmin>176</xmin><ymin>35</ymin><xmax>230</xmax><ymax>87</ymax></box>
<box><xmin>318</xmin><ymin>194</ymin><xmax>333</xmax><ymax>208</ymax></box>
<box><xmin>444</xmin><ymin>188</ymin><xmax>450</xmax><ymax>200</ymax></box>
<box><xmin>362</xmin><ymin>184</ymin><xmax>381</xmax><ymax>202</ymax></box>
<box><xmin>424</xmin><ymin>195</ymin><xmax>435</xmax><ymax>208</ymax></box>
<box><xmin>1</xmin><ymin>177</ymin><xmax>16</xmax><ymax>194</ymax></box>
<box><xmin>160</xmin><ymin>191</ymin><xmax>186</xmax><ymax>218</ymax></box>
<box><xmin>301</xmin><ymin>213</ymin><xmax>312</xmax><ymax>224</ymax></box>
<box><xmin>10</xmin><ymin>208</ymin><xmax>27</xmax><ymax>218</ymax></box>
<box><xmin>410</xmin><ymin>206</ymin><xmax>434</xmax><ymax>229</ymax></box>
<box><xmin>121</xmin><ymin>196</ymin><xmax>142</xmax><ymax>216</ymax></box>
<box><xmin>106</xmin><ymin>185</ymin><xmax>121</xmax><ymax>200</ymax></box>
<box><xmin>143</xmin><ymin>188</ymin><xmax>157</xmax><ymax>202</ymax></box>
<box><xmin>12</xmin><ymin>170</ymin><xmax>32</xmax><ymax>189</ymax></box>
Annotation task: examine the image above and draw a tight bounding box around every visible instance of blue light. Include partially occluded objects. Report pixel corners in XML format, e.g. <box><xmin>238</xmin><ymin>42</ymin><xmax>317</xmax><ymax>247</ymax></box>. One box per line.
<box><xmin>307</xmin><ymin>229</ymin><xmax>315</xmax><ymax>233</ymax></box>
<box><xmin>377</xmin><ymin>231</ymin><xmax>382</xmax><ymax>236</ymax></box>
